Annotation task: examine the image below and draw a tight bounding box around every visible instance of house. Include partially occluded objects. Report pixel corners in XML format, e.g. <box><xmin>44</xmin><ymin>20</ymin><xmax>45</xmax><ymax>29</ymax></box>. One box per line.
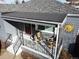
<box><xmin>0</xmin><ymin>12</ymin><xmax>67</xmax><ymax>59</ymax></box>
<box><xmin>66</xmin><ymin>0</ymin><xmax>79</xmax><ymax>9</ymax></box>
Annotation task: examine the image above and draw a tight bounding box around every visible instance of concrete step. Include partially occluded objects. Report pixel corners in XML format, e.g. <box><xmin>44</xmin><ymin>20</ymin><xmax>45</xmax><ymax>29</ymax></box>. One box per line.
<box><xmin>7</xmin><ymin>44</ymin><xmax>22</xmax><ymax>55</ymax></box>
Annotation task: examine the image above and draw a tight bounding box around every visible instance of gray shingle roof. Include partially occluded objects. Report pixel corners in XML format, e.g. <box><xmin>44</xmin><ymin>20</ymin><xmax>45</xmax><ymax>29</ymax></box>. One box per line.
<box><xmin>2</xmin><ymin>12</ymin><xmax>67</xmax><ymax>23</ymax></box>
<box><xmin>0</xmin><ymin>0</ymin><xmax>79</xmax><ymax>14</ymax></box>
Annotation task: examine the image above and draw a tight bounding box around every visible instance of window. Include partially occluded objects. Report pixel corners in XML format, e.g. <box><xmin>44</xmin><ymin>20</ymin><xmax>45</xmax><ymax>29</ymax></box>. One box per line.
<box><xmin>38</xmin><ymin>25</ymin><xmax>45</xmax><ymax>30</ymax></box>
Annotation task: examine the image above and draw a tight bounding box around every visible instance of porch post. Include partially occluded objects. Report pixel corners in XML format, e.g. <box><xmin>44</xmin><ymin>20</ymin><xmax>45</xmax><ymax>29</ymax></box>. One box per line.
<box><xmin>54</xmin><ymin>24</ymin><xmax>60</xmax><ymax>59</ymax></box>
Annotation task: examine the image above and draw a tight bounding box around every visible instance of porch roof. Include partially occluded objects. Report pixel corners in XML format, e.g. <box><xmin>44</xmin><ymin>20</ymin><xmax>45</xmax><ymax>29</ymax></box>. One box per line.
<box><xmin>2</xmin><ymin>12</ymin><xmax>67</xmax><ymax>23</ymax></box>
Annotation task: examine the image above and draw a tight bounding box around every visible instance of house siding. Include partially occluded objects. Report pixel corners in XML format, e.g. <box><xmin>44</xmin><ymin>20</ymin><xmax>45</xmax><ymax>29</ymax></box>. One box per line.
<box><xmin>62</xmin><ymin>16</ymin><xmax>79</xmax><ymax>53</ymax></box>
<box><xmin>0</xmin><ymin>13</ymin><xmax>6</xmax><ymax>36</ymax></box>
<box><xmin>3</xmin><ymin>20</ymin><xmax>17</xmax><ymax>37</ymax></box>
<box><xmin>0</xmin><ymin>18</ymin><xmax>18</xmax><ymax>42</ymax></box>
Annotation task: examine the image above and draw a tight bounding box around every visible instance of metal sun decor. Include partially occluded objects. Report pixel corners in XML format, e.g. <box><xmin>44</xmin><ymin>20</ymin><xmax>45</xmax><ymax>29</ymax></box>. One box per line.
<box><xmin>64</xmin><ymin>23</ymin><xmax>74</xmax><ymax>32</ymax></box>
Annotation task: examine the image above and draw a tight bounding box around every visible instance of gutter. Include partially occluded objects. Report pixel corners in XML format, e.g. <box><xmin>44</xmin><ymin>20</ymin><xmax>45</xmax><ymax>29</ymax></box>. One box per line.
<box><xmin>2</xmin><ymin>15</ymin><xmax>61</xmax><ymax>25</ymax></box>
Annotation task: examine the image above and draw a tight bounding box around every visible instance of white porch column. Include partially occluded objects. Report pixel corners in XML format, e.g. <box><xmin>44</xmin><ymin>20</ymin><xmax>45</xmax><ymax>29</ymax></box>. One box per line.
<box><xmin>54</xmin><ymin>24</ymin><xmax>60</xmax><ymax>59</ymax></box>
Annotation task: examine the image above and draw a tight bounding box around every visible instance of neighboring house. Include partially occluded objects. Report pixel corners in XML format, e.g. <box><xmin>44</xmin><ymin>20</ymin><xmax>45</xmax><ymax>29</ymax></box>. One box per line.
<box><xmin>66</xmin><ymin>0</ymin><xmax>79</xmax><ymax>5</ymax></box>
<box><xmin>0</xmin><ymin>12</ymin><xmax>67</xmax><ymax>59</ymax></box>
<box><xmin>66</xmin><ymin>0</ymin><xmax>79</xmax><ymax>9</ymax></box>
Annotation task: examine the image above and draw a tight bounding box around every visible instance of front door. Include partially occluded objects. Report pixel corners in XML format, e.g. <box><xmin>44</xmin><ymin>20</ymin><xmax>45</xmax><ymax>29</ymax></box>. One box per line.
<box><xmin>25</xmin><ymin>24</ymin><xmax>35</xmax><ymax>35</ymax></box>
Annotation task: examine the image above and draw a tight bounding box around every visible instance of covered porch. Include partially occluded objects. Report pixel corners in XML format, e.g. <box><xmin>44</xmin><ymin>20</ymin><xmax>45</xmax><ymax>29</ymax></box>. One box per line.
<box><xmin>0</xmin><ymin>12</ymin><xmax>66</xmax><ymax>59</ymax></box>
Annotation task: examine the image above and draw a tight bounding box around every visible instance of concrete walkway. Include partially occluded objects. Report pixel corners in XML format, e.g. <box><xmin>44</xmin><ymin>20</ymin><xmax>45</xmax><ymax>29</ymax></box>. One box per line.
<box><xmin>0</xmin><ymin>49</ymin><xmax>22</xmax><ymax>59</ymax></box>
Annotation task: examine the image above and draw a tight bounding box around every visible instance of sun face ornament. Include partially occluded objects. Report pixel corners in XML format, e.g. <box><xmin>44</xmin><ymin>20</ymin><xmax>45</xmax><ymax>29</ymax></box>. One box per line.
<box><xmin>64</xmin><ymin>23</ymin><xmax>74</xmax><ymax>32</ymax></box>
